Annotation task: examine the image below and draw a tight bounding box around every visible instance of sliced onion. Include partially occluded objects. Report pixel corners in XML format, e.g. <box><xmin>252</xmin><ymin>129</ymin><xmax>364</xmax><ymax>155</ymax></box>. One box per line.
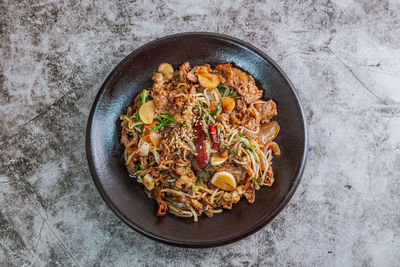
<box><xmin>267</xmin><ymin>141</ymin><xmax>281</xmax><ymax>156</ymax></box>
<box><xmin>138</xmin><ymin>142</ymin><xmax>151</xmax><ymax>156</ymax></box>
<box><xmin>244</xmin><ymin>121</ymin><xmax>280</xmax><ymax>146</ymax></box>
<box><xmin>149</xmin><ymin>131</ymin><xmax>162</xmax><ymax>147</ymax></box>
<box><xmin>258</xmin><ymin>121</ymin><xmax>280</xmax><ymax>145</ymax></box>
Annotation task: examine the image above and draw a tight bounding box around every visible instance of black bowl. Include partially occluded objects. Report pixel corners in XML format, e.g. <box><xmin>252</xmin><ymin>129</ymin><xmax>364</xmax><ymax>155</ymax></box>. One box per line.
<box><xmin>86</xmin><ymin>32</ymin><xmax>307</xmax><ymax>248</ymax></box>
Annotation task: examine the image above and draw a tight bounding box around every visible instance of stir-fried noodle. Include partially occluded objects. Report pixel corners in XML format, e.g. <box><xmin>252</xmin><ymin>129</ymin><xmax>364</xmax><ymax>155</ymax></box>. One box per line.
<box><xmin>120</xmin><ymin>62</ymin><xmax>281</xmax><ymax>221</ymax></box>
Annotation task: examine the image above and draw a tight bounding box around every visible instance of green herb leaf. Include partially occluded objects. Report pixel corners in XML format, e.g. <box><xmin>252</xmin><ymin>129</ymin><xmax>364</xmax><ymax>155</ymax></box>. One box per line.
<box><xmin>230</xmin><ymin>151</ymin><xmax>237</xmax><ymax>156</ymax></box>
<box><xmin>239</xmin><ymin>133</ymin><xmax>256</xmax><ymax>156</ymax></box>
<box><xmin>158</xmin><ymin>114</ymin><xmax>174</xmax><ymax>120</ymax></box>
<box><xmin>141</xmin><ymin>90</ymin><xmax>147</xmax><ymax>105</ymax></box>
<box><xmin>202</xmin><ymin>209</ymin><xmax>208</xmax><ymax>213</ymax></box>
<box><xmin>159</xmin><ymin>114</ymin><xmax>189</xmax><ymax>128</ymax></box>
<box><xmin>153</xmin><ymin>119</ymin><xmax>169</xmax><ymax>131</ymax></box>
<box><xmin>228</xmin><ymin>92</ymin><xmax>234</xmax><ymax>97</ymax></box>
<box><xmin>134</xmin><ymin>165</ymin><xmax>141</xmax><ymax>172</ymax></box>
<box><xmin>217</xmin><ymin>84</ymin><xmax>228</xmax><ymax>94</ymax></box>
<box><xmin>136</xmin><ymin>90</ymin><xmax>148</xmax><ymax>122</ymax></box>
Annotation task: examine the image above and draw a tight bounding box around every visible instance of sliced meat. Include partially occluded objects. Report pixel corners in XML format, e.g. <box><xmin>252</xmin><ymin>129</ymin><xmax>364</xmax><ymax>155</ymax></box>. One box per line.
<box><xmin>191</xmin><ymin>199</ymin><xmax>204</xmax><ymax>211</ymax></box>
<box><xmin>244</xmin><ymin>187</ymin><xmax>255</xmax><ymax>204</ymax></box>
<box><xmin>229</xmin><ymin>111</ymin><xmax>242</xmax><ymax>125</ymax></box>
<box><xmin>235</xmin><ymin>99</ymin><xmax>246</xmax><ymax>111</ymax></box>
<box><xmin>263</xmin><ymin>166</ymin><xmax>275</xmax><ymax>186</ymax></box>
<box><xmin>151</xmin><ymin>72</ymin><xmax>169</xmax><ymax>114</ymax></box>
<box><xmin>178</xmin><ymin>62</ymin><xmax>191</xmax><ymax>82</ymax></box>
<box><xmin>175</xmin><ymin>165</ymin><xmax>197</xmax><ymax>188</ymax></box>
<box><xmin>242</xmin><ymin>105</ymin><xmax>261</xmax><ymax>131</ymax></box>
<box><xmin>186</xmin><ymin>66</ymin><xmax>205</xmax><ymax>83</ymax></box>
<box><xmin>243</xmin><ymin>118</ymin><xmax>259</xmax><ymax>132</ymax></box>
<box><xmin>255</xmin><ymin>100</ymin><xmax>277</xmax><ymax>123</ymax></box>
<box><xmin>152</xmin><ymin>72</ymin><xmax>165</xmax><ymax>86</ymax></box>
<box><xmin>236</xmin><ymin>83</ymin><xmax>263</xmax><ymax>104</ymax></box>
<box><xmin>223</xmin><ymin>163</ymin><xmax>247</xmax><ymax>185</ymax></box>
<box><xmin>169</xmin><ymin>82</ymin><xmax>193</xmax><ymax>114</ymax></box>
<box><xmin>215</xmin><ymin>63</ymin><xmax>234</xmax><ymax>88</ymax></box>
<box><xmin>230</xmin><ymin>105</ymin><xmax>261</xmax><ymax>131</ymax></box>
<box><xmin>248</xmin><ymin>105</ymin><xmax>261</xmax><ymax>121</ymax></box>
<box><xmin>232</xmin><ymin>67</ymin><xmax>249</xmax><ymax>87</ymax></box>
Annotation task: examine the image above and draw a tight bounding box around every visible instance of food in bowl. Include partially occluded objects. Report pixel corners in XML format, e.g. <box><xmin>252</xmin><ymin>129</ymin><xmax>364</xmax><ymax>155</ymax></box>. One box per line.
<box><xmin>120</xmin><ymin>62</ymin><xmax>280</xmax><ymax>221</ymax></box>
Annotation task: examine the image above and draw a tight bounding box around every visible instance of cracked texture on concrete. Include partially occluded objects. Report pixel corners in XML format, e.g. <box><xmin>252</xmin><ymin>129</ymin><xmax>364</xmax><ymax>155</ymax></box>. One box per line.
<box><xmin>1</xmin><ymin>0</ymin><xmax>399</xmax><ymax>266</ymax></box>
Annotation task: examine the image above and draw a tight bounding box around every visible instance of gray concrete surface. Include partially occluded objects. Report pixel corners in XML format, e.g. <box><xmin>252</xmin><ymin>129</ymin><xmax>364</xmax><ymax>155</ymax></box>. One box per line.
<box><xmin>1</xmin><ymin>0</ymin><xmax>399</xmax><ymax>266</ymax></box>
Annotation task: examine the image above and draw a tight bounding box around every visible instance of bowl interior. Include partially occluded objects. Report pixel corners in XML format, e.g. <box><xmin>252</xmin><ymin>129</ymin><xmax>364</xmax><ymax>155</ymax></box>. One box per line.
<box><xmin>86</xmin><ymin>33</ymin><xmax>307</xmax><ymax>247</ymax></box>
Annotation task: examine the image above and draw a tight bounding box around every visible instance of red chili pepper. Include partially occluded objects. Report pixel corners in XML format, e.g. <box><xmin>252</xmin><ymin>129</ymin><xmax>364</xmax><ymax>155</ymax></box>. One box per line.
<box><xmin>208</xmin><ymin>124</ymin><xmax>219</xmax><ymax>151</ymax></box>
<box><xmin>157</xmin><ymin>200</ymin><xmax>168</xmax><ymax>216</ymax></box>
<box><xmin>194</xmin><ymin>119</ymin><xmax>208</xmax><ymax>169</ymax></box>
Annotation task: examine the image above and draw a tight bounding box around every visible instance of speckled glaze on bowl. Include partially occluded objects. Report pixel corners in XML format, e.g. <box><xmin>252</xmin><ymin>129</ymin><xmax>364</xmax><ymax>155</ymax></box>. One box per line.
<box><xmin>86</xmin><ymin>32</ymin><xmax>307</xmax><ymax>248</ymax></box>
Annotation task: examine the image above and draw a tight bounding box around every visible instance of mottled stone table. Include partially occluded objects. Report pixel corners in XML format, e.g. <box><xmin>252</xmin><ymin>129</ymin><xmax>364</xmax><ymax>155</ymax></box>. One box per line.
<box><xmin>1</xmin><ymin>1</ymin><xmax>399</xmax><ymax>266</ymax></box>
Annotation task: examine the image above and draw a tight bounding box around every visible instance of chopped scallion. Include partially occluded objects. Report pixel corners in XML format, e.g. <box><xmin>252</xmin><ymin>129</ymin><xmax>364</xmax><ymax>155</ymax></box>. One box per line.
<box><xmin>159</xmin><ymin>114</ymin><xmax>189</xmax><ymax>128</ymax></box>
<box><xmin>210</xmin><ymin>102</ymin><xmax>221</xmax><ymax>116</ymax></box>
<box><xmin>141</xmin><ymin>90</ymin><xmax>147</xmax><ymax>105</ymax></box>
<box><xmin>134</xmin><ymin>165</ymin><xmax>141</xmax><ymax>172</ymax></box>
<box><xmin>217</xmin><ymin>84</ymin><xmax>228</xmax><ymax>94</ymax></box>
<box><xmin>153</xmin><ymin>119</ymin><xmax>169</xmax><ymax>131</ymax></box>
<box><xmin>239</xmin><ymin>133</ymin><xmax>256</xmax><ymax>156</ymax></box>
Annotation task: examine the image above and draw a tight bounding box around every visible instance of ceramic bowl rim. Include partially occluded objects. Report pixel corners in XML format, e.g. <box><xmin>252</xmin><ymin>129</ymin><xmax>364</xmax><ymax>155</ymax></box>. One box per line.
<box><xmin>86</xmin><ymin>32</ymin><xmax>308</xmax><ymax>248</ymax></box>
